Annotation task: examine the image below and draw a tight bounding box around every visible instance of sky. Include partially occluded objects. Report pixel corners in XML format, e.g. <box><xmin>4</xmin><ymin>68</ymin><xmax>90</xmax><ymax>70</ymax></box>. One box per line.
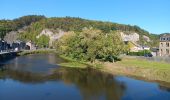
<box><xmin>0</xmin><ymin>0</ymin><xmax>169</xmax><ymax>34</ymax></box>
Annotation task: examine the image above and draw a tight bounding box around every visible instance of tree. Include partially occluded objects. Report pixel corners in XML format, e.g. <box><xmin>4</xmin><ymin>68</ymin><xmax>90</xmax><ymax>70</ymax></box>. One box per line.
<box><xmin>56</xmin><ymin>28</ymin><xmax>126</xmax><ymax>62</ymax></box>
<box><xmin>37</xmin><ymin>35</ymin><xmax>50</xmax><ymax>48</ymax></box>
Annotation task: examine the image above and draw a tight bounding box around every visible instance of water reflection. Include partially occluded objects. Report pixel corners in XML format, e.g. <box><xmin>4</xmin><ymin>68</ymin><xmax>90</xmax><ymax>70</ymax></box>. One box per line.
<box><xmin>0</xmin><ymin>67</ymin><xmax>125</xmax><ymax>100</ymax></box>
<box><xmin>159</xmin><ymin>82</ymin><xmax>170</xmax><ymax>92</ymax></box>
<box><xmin>0</xmin><ymin>54</ymin><xmax>170</xmax><ymax>100</ymax></box>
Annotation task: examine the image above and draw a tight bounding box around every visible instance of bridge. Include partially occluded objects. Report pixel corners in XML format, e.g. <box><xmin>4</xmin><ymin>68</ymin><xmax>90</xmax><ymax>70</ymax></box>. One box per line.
<box><xmin>0</xmin><ymin>51</ymin><xmax>19</xmax><ymax>55</ymax></box>
<box><xmin>0</xmin><ymin>51</ymin><xmax>20</xmax><ymax>60</ymax></box>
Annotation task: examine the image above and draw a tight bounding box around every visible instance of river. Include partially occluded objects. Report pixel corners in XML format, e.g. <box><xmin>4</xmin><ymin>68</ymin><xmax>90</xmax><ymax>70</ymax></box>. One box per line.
<box><xmin>0</xmin><ymin>54</ymin><xmax>170</xmax><ymax>100</ymax></box>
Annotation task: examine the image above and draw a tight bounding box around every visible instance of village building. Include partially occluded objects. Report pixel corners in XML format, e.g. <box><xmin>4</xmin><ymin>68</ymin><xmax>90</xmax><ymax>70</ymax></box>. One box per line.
<box><xmin>151</xmin><ymin>47</ymin><xmax>159</xmax><ymax>56</ymax></box>
<box><xmin>26</xmin><ymin>41</ymin><xmax>37</xmax><ymax>50</ymax></box>
<box><xmin>0</xmin><ymin>39</ymin><xmax>10</xmax><ymax>52</ymax></box>
<box><xmin>159</xmin><ymin>34</ymin><xmax>170</xmax><ymax>56</ymax></box>
<box><xmin>12</xmin><ymin>40</ymin><xmax>26</xmax><ymax>51</ymax></box>
<box><xmin>124</xmin><ymin>41</ymin><xmax>150</xmax><ymax>52</ymax></box>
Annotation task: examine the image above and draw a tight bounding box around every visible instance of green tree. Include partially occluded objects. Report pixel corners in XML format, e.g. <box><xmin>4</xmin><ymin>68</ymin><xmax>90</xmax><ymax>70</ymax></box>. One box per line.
<box><xmin>56</xmin><ymin>28</ymin><xmax>126</xmax><ymax>62</ymax></box>
<box><xmin>37</xmin><ymin>35</ymin><xmax>50</xmax><ymax>48</ymax></box>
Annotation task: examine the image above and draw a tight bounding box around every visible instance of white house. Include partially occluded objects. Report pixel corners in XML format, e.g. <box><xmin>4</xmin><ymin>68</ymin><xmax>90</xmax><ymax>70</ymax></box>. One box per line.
<box><xmin>26</xmin><ymin>41</ymin><xmax>36</xmax><ymax>50</ymax></box>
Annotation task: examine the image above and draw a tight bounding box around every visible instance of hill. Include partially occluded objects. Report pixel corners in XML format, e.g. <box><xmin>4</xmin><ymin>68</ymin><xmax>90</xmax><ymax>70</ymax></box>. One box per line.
<box><xmin>0</xmin><ymin>15</ymin><xmax>45</xmax><ymax>38</ymax></box>
<box><xmin>0</xmin><ymin>15</ymin><xmax>159</xmax><ymax>47</ymax></box>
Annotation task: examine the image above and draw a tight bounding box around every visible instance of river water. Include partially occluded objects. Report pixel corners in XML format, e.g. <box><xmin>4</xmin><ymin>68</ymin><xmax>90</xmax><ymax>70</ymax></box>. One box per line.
<box><xmin>0</xmin><ymin>54</ymin><xmax>170</xmax><ymax>100</ymax></box>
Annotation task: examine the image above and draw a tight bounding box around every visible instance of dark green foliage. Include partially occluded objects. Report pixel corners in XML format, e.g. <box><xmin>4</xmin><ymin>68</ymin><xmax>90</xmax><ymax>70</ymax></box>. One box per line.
<box><xmin>18</xmin><ymin>16</ymin><xmax>159</xmax><ymax>47</ymax></box>
<box><xmin>56</xmin><ymin>29</ymin><xmax>126</xmax><ymax>62</ymax></box>
<box><xmin>12</xmin><ymin>15</ymin><xmax>45</xmax><ymax>30</ymax></box>
<box><xmin>36</xmin><ymin>17</ymin><xmax>151</xmax><ymax>34</ymax></box>
<box><xmin>0</xmin><ymin>15</ymin><xmax>45</xmax><ymax>38</ymax></box>
<box><xmin>0</xmin><ymin>15</ymin><xmax>160</xmax><ymax>47</ymax></box>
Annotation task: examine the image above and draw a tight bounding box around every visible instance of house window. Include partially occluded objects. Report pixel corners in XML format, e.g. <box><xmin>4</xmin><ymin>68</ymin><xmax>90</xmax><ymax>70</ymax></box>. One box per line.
<box><xmin>160</xmin><ymin>49</ymin><xmax>163</xmax><ymax>56</ymax></box>
<box><xmin>166</xmin><ymin>49</ymin><xmax>169</xmax><ymax>54</ymax></box>
<box><xmin>166</xmin><ymin>43</ymin><xmax>169</xmax><ymax>47</ymax></box>
<box><xmin>161</xmin><ymin>43</ymin><xmax>163</xmax><ymax>47</ymax></box>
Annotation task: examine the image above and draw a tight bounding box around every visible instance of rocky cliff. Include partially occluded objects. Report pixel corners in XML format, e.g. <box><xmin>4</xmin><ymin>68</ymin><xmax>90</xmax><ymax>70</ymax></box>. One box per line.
<box><xmin>36</xmin><ymin>29</ymin><xmax>65</xmax><ymax>46</ymax></box>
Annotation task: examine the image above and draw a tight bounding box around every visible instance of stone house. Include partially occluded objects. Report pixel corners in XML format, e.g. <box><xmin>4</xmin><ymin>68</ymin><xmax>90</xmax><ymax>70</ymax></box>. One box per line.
<box><xmin>26</xmin><ymin>41</ymin><xmax>37</xmax><ymax>50</ymax></box>
<box><xmin>151</xmin><ymin>47</ymin><xmax>159</xmax><ymax>56</ymax></box>
<box><xmin>159</xmin><ymin>34</ymin><xmax>170</xmax><ymax>56</ymax></box>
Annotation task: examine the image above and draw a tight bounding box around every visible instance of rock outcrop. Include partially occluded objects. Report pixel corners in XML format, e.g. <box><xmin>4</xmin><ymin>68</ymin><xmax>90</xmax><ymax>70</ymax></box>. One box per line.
<box><xmin>120</xmin><ymin>32</ymin><xmax>151</xmax><ymax>43</ymax></box>
<box><xmin>143</xmin><ymin>35</ymin><xmax>150</xmax><ymax>42</ymax></box>
<box><xmin>4</xmin><ymin>26</ymin><xmax>28</xmax><ymax>45</ymax></box>
<box><xmin>120</xmin><ymin>32</ymin><xmax>140</xmax><ymax>42</ymax></box>
<box><xmin>36</xmin><ymin>29</ymin><xmax>65</xmax><ymax>46</ymax></box>
<box><xmin>4</xmin><ymin>31</ymin><xmax>19</xmax><ymax>45</ymax></box>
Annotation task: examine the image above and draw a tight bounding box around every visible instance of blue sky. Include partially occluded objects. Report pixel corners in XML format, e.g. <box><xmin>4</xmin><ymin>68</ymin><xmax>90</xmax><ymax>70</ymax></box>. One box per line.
<box><xmin>1</xmin><ymin>0</ymin><xmax>169</xmax><ymax>34</ymax></box>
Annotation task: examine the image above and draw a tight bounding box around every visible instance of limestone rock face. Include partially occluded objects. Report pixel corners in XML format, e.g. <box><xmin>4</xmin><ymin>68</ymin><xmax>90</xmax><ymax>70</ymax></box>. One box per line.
<box><xmin>143</xmin><ymin>35</ymin><xmax>150</xmax><ymax>42</ymax></box>
<box><xmin>4</xmin><ymin>31</ymin><xmax>19</xmax><ymax>45</ymax></box>
<box><xmin>4</xmin><ymin>26</ymin><xmax>28</xmax><ymax>45</ymax></box>
<box><xmin>36</xmin><ymin>29</ymin><xmax>65</xmax><ymax>46</ymax></box>
<box><xmin>120</xmin><ymin>32</ymin><xmax>140</xmax><ymax>42</ymax></box>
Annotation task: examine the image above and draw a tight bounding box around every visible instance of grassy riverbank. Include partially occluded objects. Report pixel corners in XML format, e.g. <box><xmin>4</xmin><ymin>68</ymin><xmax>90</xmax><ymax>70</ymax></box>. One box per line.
<box><xmin>17</xmin><ymin>51</ymin><xmax>170</xmax><ymax>83</ymax></box>
<box><xmin>116</xmin><ymin>57</ymin><xmax>170</xmax><ymax>69</ymax></box>
<box><xmin>59</xmin><ymin>55</ymin><xmax>103</xmax><ymax>69</ymax></box>
<box><xmin>103</xmin><ymin>57</ymin><xmax>170</xmax><ymax>83</ymax></box>
<box><xmin>18</xmin><ymin>49</ymin><xmax>56</xmax><ymax>56</ymax></box>
<box><xmin>59</xmin><ymin>55</ymin><xmax>170</xmax><ymax>83</ymax></box>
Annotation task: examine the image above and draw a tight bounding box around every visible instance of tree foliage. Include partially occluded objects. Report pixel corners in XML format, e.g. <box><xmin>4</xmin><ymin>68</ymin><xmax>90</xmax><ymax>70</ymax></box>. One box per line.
<box><xmin>19</xmin><ymin>16</ymin><xmax>159</xmax><ymax>47</ymax></box>
<box><xmin>37</xmin><ymin>35</ymin><xmax>50</xmax><ymax>48</ymax></box>
<box><xmin>0</xmin><ymin>16</ymin><xmax>159</xmax><ymax>47</ymax></box>
<box><xmin>56</xmin><ymin>28</ymin><xmax>126</xmax><ymax>62</ymax></box>
<box><xmin>0</xmin><ymin>15</ymin><xmax>45</xmax><ymax>38</ymax></box>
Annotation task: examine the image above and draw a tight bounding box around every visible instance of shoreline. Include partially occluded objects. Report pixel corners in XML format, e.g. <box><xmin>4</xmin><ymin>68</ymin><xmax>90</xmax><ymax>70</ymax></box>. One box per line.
<box><xmin>58</xmin><ymin>55</ymin><xmax>170</xmax><ymax>83</ymax></box>
<box><xmin>6</xmin><ymin>51</ymin><xmax>170</xmax><ymax>84</ymax></box>
<box><xmin>17</xmin><ymin>49</ymin><xmax>56</xmax><ymax>56</ymax></box>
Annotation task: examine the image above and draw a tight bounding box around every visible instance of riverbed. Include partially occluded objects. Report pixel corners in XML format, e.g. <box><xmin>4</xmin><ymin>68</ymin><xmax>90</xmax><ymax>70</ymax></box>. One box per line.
<box><xmin>0</xmin><ymin>54</ymin><xmax>170</xmax><ymax>100</ymax></box>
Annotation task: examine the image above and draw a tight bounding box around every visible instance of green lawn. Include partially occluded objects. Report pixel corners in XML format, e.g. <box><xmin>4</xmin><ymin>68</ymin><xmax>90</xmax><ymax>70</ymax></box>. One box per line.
<box><xmin>117</xmin><ymin>58</ymin><xmax>170</xmax><ymax>70</ymax></box>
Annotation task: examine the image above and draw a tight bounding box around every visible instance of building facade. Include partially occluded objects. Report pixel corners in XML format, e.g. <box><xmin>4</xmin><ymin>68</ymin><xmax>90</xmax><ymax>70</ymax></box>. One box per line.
<box><xmin>26</xmin><ymin>41</ymin><xmax>37</xmax><ymax>50</ymax></box>
<box><xmin>0</xmin><ymin>40</ymin><xmax>9</xmax><ymax>52</ymax></box>
<box><xmin>159</xmin><ymin>34</ymin><xmax>170</xmax><ymax>56</ymax></box>
<box><xmin>12</xmin><ymin>40</ymin><xmax>26</xmax><ymax>51</ymax></box>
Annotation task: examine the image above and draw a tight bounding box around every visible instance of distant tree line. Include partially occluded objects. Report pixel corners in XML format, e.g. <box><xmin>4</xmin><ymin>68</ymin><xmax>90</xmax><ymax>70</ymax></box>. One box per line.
<box><xmin>0</xmin><ymin>15</ymin><xmax>45</xmax><ymax>38</ymax></box>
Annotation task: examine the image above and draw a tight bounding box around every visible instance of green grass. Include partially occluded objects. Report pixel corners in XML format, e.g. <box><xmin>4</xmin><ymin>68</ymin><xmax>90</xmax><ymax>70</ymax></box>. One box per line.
<box><xmin>117</xmin><ymin>58</ymin><xmax>170</xmax><ymax>70</ymax></box>
<box><xmin>18</xmin><ymin>49</ymin><xmax>56</xmax><ymax>56</ymax></box>
<box><xmin>59</xmin><ymin>55</ymin><xmax>104</xmax><ymax>69</ymax></box>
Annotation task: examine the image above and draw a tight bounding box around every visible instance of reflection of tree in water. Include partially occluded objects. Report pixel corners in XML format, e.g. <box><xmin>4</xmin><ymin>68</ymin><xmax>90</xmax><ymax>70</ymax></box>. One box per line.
<box><xmin>55</xmin><ymin>68</ymin><xmax>126</xmax><ymax>100</ymax></box>
<box><xmin>0</xmin><ymin>67</ymin><xmax>126</xmax><ymax>100</ymax></box>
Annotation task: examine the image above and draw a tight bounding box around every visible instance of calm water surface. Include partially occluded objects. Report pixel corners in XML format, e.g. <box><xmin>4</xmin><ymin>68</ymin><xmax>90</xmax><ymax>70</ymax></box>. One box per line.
<box><xmin>0</xmin><ymin>54</ymin><xmax>170</xmax><ymax>100</ymax></box>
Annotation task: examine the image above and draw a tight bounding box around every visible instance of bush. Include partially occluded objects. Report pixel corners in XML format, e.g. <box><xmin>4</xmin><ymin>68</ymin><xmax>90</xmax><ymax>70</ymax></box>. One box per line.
<box><xmin>128</xmin><ymin>50</ymin><xmax>152</xmax><ymax>56</ymax></box>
